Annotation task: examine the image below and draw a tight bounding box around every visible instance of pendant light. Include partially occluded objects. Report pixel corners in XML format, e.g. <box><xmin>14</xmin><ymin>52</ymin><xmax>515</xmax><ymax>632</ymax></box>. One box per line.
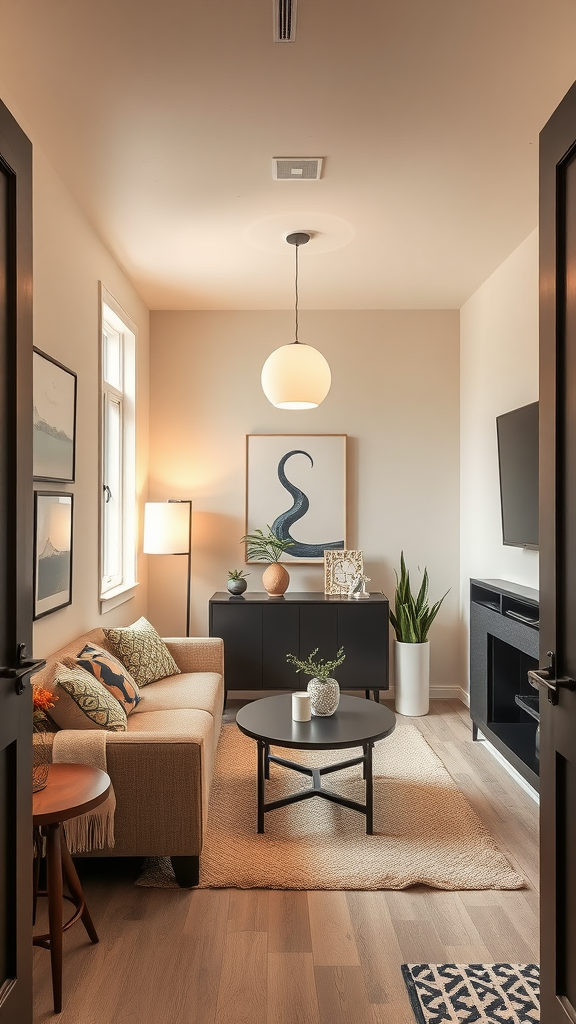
<box><xmin>261</xmin><ymin>232</ymin><xmax>331</xmax><ymax>409</ymax></box>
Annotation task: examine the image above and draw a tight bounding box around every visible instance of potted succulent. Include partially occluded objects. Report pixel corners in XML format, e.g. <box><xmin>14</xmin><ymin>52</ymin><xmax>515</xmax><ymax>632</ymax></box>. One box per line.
<box><xmin>241</xmin><ymin>526</ymin><xmax>294</xmax><ymax>596</ymax></box>
<box><xmin>286</xmin><ymin>646</ymin><xmax>346</xmax><ymax>716</ymax></box>
<box><xmin>389</xmin><ymin>551</ymin><xmax>448</xmax><ymax>717</ymax></box>
<box><xmin>227</xmin><ymin>568</ymin><xmax>249</xmax><ymax>596</ymax></box>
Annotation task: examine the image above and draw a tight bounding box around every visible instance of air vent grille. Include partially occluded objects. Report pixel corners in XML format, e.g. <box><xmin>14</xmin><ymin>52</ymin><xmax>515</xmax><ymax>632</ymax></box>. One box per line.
<box><xmin>273</xmin><ymin>157</ymin><xmax>323</xmax><ymax>180</ymax></box>
<box><xmin>273</xmin><ymin>0</ymin><xmax>297</xmax><ymax>42</ymax></box>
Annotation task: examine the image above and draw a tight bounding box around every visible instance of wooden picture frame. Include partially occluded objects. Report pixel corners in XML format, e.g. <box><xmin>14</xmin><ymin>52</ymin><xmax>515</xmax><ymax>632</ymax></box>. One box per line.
<box><xmin>33</xmin><ymin>348</ymin><xmax>77</xmax><ymax>482</ymax></box>
<box><xmin>246</xmin><ymin>434</ymin><xmax>346</xmax><ymax>564</ymax></box>
<box><xmin>33</xmin><ymin>491</ymin><xmax>73</xmax><ymax>619</ymax></box>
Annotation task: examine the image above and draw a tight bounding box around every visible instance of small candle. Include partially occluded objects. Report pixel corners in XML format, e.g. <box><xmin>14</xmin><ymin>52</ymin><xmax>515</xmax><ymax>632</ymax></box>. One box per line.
<box><xmin>292</xmin><ymin>692</ymin><xmax>311</xmax><ymax>722</ymax></box>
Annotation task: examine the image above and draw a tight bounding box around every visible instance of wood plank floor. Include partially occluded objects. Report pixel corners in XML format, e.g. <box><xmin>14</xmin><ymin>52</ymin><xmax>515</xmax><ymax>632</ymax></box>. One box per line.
<box><xmin>32</xmin><ymin>699</ymin><xmax>540</xmax><ymax>1023</ymax></box>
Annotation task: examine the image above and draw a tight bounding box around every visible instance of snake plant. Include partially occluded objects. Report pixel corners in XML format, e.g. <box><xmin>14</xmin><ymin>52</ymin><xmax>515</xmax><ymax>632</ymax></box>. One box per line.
<box><xmin>389</xmin><ymin>551</ymin><xmax>448</xmax><ymax>643</ymax></box>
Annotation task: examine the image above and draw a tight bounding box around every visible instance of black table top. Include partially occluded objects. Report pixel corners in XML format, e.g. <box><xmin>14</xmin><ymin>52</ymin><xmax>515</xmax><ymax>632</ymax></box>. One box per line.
<box><xmin>235</xmin><ymin>693</ymin><xmax>396</xmax><ymax>751</ymax></box>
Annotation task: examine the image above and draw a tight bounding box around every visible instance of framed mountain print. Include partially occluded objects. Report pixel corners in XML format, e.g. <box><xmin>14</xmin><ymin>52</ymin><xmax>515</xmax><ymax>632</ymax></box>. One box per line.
<box><xmin>33</xmin><ymin>491</ymin><xmax>73</xmax><ymax>619</ymax></box>
<box><xmin>33</xmin><ymin>348</ymin><xmax>77</xmax><ymax>482</ymax></box>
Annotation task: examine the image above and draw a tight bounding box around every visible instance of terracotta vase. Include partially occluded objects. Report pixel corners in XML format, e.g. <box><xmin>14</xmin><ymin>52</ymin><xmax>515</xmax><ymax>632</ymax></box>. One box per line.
<box><xmin>262</xmin><ymin>563</ymin><xmax>290</xmax><ymax>596</ymax></box>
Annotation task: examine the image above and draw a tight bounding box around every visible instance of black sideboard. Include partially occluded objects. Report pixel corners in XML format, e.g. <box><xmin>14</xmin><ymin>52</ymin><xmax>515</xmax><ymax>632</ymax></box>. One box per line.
<box><xmin>469</xmin><ymin>578</ymin><xmax>540</xmax><ymax>791</ymax></box>
<box><xmin>209</xmin><ymin>591</ymin><xmax>389</xmax><ymax>699</ymax></box>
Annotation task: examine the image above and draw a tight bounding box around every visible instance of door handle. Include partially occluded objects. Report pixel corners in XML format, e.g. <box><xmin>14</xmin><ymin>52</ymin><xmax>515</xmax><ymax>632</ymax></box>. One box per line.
<box><xmin>528</xmin><ymin>651</ymin><xmax>576</xmax><ymax>705</ymax></box>
<box><xmin>0</xmin><ymin>643</ymin><xmax>46</xmax><ymax>695</ymax></box>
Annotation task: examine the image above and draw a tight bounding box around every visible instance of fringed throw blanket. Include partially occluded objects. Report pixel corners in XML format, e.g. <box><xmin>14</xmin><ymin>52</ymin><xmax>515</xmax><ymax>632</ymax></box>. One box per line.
<box><xmin>52</xmin><ymin>730</ymin><xmax>116</xmax><ymax>852</ymax></box>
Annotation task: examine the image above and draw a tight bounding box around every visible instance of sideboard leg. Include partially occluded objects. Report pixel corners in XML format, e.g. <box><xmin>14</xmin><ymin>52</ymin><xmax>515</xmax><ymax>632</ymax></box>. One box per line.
<box><xmin>472</xmin><ymin>721</ymin><xmax>479</xmax><ymax>741</ymax></box>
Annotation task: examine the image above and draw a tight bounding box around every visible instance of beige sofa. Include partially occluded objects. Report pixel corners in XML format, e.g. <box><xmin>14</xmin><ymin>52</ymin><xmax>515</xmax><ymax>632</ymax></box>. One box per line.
<box><xmin>32</xmin><ymin>628</ymin><xmax>224</xmax><ymax>887</ymax></box>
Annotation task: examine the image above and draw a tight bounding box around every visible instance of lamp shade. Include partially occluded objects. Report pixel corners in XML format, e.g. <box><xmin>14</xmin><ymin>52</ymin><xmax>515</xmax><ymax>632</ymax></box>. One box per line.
<box><xmin>143</xmin><ymin>501</ymin><xmax>191</xmax><ymax>554</ymax></box>
<box><xmin>261</xmin><ymin>343</ymin><xmax>331</xmax><ymax>409</ymax></box>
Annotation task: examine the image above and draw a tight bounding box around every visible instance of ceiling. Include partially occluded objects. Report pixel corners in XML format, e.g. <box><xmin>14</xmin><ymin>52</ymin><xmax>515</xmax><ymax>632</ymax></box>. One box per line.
<box><xmin>1</xmin><ymin>0</ymin><xmax>576</xmax><ymax>310</ymax></box>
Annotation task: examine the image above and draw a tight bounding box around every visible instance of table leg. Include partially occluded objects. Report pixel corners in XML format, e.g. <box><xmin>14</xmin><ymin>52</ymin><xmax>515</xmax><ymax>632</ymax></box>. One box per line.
<box><xmin>257</xmin><ymin>739</ymin><xmax>265</xmax><ymax>834</ymax></box>
<box><xmin>46</xmin><ymin>823</ymin><xmax>63</xmax><ymax>1013</ymax></box>
<box><xmin>32</xmin><ymin>826</ymin><xmax>42</xmax><ymax>926</ymax></box>
<box><xmin>61</xmin><ymin>836</ymin><xmax>98</xmax><ymax>943</ymax></box>
<box><xmin>365</xmin><ymin>743</ymin><xmax>374</xmax><ymax>835</ymax></box>
<box><xmin>264</xmin><ymin>743</ymin><xmax>270</xmax><ymax>780</ymax></box>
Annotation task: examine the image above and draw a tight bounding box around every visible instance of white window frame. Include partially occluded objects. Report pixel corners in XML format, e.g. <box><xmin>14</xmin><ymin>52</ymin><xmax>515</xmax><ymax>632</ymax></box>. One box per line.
<box><xmin>99</xmin><ymin>284</ymin><xmax>137</xmax><ymax>609</ymax></box>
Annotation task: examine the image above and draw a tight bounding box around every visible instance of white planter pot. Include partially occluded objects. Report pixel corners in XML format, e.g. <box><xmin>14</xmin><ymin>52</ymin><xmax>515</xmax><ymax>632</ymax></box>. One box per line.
<box><xmin>394</xmin><ymin>640</ymin><xmax>430</xmax><ymax>717</ymax></box>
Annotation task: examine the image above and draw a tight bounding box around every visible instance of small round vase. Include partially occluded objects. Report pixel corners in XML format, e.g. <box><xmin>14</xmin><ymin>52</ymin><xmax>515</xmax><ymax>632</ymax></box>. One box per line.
<box><xmin>262</xmin><ymin>563</ymin><xmax>290</xmax><ymax>596</ymax></box>
<box><xmin>307</xmin><ymin>677</ymin><xmax>340</xmax><ymax>716</ymax></box>
<box><xmin>227</xmin><ymin>578</ymin><xmax>247</xmax><ymax>596</ymax></box>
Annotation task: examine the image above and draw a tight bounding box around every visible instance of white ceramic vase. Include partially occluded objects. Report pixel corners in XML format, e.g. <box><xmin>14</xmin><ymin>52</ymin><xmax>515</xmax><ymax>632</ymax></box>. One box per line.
<box><xmin>394</xmin><ymin>640</ymin><xmax>430</xmax><ymax>716</ymax></box>
<box><xmin>307</xmin><ymin>677</ymin><xmax>340</xmax><ymax>716</ymax></box>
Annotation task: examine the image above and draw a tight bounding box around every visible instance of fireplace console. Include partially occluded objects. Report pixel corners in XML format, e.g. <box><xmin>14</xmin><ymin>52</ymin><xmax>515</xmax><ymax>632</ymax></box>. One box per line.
<box><xmin>469</xmin><ymin>578</ymin><xmax>540</xmax><ymax>791</ymax></box>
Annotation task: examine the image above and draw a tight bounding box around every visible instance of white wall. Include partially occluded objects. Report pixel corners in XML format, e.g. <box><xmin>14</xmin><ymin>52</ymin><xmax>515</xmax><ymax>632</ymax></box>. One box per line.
<box><xmin>148</xmin><ymin>309</ymin><xmax>462</xmax><ymax>695</ymax></box>
<box><xmin>32</xmin><ymin>149</ymin><xmax>150</xmax><ymax>658</ymax></box>
<box><xmin>460</xmin><ymin>229</ymin><xmax>539</xmax><ymax>691</ymax></box>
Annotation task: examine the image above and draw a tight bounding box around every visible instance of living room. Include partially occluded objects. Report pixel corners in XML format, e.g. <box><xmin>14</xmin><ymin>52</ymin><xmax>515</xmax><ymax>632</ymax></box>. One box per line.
<box><xmin>1</xmin><ymin>2</ymin><xmax>574</xmax><ymax>1022</ymax></box>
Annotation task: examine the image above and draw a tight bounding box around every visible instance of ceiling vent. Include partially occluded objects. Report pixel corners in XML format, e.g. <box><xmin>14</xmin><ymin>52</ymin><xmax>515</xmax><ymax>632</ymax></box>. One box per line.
<box><xmin>273</xmin><ymin>0</ymin><xmax>297</xmax><ymax>42</ymax></box>
<box><xmin>273</xmin><ymin>157</ymin><xmax>323</xmax><ymax>180</ymax></box>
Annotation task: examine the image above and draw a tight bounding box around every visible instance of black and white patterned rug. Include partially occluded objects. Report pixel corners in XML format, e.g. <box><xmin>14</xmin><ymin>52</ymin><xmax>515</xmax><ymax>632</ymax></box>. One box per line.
<box><xmin>401</xmin><ymin>963</ymin><xmax>539</xmax><ymax>1023</ymax></box>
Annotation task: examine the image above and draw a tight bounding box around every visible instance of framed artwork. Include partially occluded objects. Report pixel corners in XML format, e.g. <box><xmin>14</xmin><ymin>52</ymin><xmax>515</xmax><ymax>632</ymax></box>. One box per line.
<box><xmin>246</xmin><ymin>434</ymin><xmax>346</xmax><ymax>564</ymax></box>
<box><xmin>324</xmin><ymin>550</ymin><xmax>364</xmax><ymax>595</ymax></box>
<box><xmin>34</xmin><ymin>492</ymin><xmax>73</xmax><ymax>619</ymax></box>
<box><xmin>33</xmin><ymin>347</ymin><xmax>77</xmax><ymax>482</ymax></box>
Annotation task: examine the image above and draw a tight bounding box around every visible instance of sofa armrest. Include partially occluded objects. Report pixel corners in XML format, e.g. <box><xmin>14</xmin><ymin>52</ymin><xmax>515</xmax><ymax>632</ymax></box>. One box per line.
<box><xmin>163</xmin><ymin>636</ymin><xmax>224</xmax><ymax>676</ymax></box>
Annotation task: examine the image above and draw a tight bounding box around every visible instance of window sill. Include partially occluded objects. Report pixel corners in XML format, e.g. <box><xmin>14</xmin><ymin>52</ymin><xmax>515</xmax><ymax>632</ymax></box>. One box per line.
<box><xmin>100</xmin><ymin>581</ymin><xmax>139</xmax><ymax>614</ymax></box>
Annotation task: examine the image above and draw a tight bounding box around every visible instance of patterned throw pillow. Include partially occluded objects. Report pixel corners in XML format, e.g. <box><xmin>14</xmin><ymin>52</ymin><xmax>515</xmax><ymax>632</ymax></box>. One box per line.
<box><xmin>48</xmin><ymin>664</ymin><xmax>128</xmax><ymax>732</ymax></box>
<box><xmin>64</xmin><ymin>643</ymin><xmax>141</xmax><ymax>715</ymax></box>
<box><xmin>103</xmin><ymin>616</ymin><xmax>181</xmax><ymax>687</ymax></box>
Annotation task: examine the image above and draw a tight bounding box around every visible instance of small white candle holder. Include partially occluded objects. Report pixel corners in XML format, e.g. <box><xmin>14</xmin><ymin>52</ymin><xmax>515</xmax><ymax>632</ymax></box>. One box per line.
<box><xmin>292</xmin><ymin>692</ymin><xmax>311</xmax><ymax>722</ymax></box>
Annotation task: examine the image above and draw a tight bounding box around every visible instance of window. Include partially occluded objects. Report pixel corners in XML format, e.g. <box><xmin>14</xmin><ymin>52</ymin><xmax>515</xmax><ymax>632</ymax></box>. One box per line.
<box><xmin>100</xmin><ymin>285</ymin><xmax>137</xmax><ymax>605</ymax></box>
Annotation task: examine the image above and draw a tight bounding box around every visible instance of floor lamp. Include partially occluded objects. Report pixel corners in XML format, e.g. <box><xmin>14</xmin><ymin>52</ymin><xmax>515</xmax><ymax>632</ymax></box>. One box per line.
<box><xmin>143</xmin><ymin>500</ymin><xmax>192</xmax><ymax>637</ymax></box>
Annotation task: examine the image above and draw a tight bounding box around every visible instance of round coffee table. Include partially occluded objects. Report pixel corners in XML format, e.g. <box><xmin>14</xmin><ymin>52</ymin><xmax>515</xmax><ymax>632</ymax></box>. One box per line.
<box><xmin>236</xmin><ymin>693</ymin><xmax>396</xmax><ymax>834</ymax></box>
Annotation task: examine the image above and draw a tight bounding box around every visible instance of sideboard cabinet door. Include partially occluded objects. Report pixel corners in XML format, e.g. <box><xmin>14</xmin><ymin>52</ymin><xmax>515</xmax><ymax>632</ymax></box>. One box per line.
<box><xmin>210</xmin><ymin>603</ymin><xmax>263</xmax><ymax>689</ymax></box>
<box><xmin>262</xmin><ymin>603</ymin><xmax>300</xmax><ymax>689</ymax></box>
<box><xmin>336</xmin><ymin>603</ymin><xmax>388</xmax><ymax>689</ymax></box>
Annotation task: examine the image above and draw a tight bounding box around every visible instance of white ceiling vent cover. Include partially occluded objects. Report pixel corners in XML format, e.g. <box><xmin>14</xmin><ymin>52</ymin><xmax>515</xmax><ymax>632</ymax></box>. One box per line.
<box><xmin>273</xmin><ymin>157</ymin><xmax>323</xmax><ymax>180</ymax></box>
<box><xmin>273</xmin><ymin>0</ymin><xmax>297</xmax><ymax>42</ymax></box>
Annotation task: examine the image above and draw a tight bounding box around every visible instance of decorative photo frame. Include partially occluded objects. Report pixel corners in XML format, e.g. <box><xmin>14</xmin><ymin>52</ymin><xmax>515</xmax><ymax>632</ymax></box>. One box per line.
<box><xmin>34</xmin><ymin>491</ymin><xmax>73</xmax><ymax>619</ymax></box>
<box><xmin>33</xmin><ymin>348</ymin><xmax>77</xmax><ymax>482</ymax></box>
<box><xmin>246</xmin><ymin>434</ymin><xmax>347</xmax><ymax>564</ymax></box>
<box><xmin>324</xmin><ymin>550</ymin><xmax>364</xmax><ymax>595</ymax></box>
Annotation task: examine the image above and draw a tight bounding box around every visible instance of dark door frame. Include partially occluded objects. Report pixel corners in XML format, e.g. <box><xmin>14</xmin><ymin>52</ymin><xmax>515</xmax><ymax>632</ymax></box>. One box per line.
<box><xmin>0</xmin><ymin>98</ymin><xmax>34</xmax><ymax>1024</ymax></box>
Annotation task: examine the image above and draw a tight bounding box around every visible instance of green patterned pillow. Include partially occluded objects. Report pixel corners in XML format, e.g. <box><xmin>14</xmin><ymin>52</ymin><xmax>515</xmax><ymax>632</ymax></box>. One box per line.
<box><xmin>49</xmin><ymin>664</ymin><xmax>128</xmax><ymax>732</ymax></box>
<box><xmin>103</xmin><ymin>616</ymin><xmax>181</xmax><ymax>687</ymax></box>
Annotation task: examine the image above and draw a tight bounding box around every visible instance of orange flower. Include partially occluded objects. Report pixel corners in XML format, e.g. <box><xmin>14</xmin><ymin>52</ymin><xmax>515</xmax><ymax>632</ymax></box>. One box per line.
<box><xmin>32</xmin><ymin>684</ymin><xmax>58</xmax><ymax>711</ymax></box>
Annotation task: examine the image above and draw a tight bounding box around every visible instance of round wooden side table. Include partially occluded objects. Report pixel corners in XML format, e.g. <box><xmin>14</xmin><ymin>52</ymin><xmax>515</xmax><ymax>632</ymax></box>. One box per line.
<box><xmin>33</xmin><ymin>763</ymin><xmax>111</xmax><ymax>1013</ymax></box>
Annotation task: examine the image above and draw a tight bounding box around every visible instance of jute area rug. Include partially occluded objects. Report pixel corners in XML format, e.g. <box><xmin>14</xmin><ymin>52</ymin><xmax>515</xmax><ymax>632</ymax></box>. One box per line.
<box><xmin>187</xmin><ymin>719</ymin><xmax>524</xmax><ymax>891</ymax></box>
<box><xmin>401</xmin><ymin>964</ymin><xmax>539</xmax><ymax>1023</ymax></box>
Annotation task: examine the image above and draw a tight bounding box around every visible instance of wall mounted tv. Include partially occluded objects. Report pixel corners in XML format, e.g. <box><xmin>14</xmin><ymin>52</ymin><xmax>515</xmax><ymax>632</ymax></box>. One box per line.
<box><xmin>496</xmin><ymin>401</ymin><xmax>539</xmax><ymax>549</ymax></box>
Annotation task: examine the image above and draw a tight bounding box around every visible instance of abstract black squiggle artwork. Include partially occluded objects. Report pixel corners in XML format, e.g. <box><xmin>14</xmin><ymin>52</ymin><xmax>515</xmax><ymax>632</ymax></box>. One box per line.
<box><xmin>271</xmin><ymin>449</ymin><xmax>344</xmax><ymax>558</ymax></box>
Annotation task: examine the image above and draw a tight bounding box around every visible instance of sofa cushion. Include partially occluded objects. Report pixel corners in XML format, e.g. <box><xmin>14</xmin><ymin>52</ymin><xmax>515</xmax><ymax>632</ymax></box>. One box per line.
<box><xmin>132</xmin><ymin>672</ymin><xmax>222</xmax><ymax>717</ymax></box>
<box><xmin>46</xmin><ymin>664</ymin><xmax>128</xmax><ymax>732</ymax></box>
<box><xmin>103</xmin><ymin>617</ymin><xmax>181</xmax><ymax>687</ymax></box>
<box><xmin>133</xmin><ymin>671</ymin><xmax>223</xmax><ymax>754</ymax></box>
<box><xmin>64</xmin><ymin>643</ymin><xmax>141</xmax><ymax>715</ymax></box>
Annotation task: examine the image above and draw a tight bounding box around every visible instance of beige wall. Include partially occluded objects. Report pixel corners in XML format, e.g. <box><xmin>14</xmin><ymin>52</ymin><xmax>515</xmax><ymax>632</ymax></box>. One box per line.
<box><xmin>148</xmin><ymin>309</ymin><xmax>462</xmax><ymax>694</ymax></box>
<box><xmin>459</xmin><ymin>229</ymin><xmax>539</xmax><ymax>692</ymax></box>
<box><xmin>32</xmin><ymin>149</ymin><xmax>150</xmax><ymax>658</ymax></box>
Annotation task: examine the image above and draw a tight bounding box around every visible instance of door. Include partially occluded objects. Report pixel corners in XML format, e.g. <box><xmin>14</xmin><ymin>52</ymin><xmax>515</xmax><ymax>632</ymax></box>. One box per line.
<box><xmin>0</xmin><ymin>99</ymin><xmax>34</xmax><ymax>1024</ymax></box>
<box><xmin>537</xmin><ymin>80</ymin><xmax>576</xmax><ymax>1022</ymax></box>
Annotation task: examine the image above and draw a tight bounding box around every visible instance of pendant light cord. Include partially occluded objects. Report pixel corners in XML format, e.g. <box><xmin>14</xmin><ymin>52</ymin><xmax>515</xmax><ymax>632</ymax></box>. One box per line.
<box><xmin>294</xmin><ymin>242</ymin><xmax>300</xmax><ymax>344</ymax></box>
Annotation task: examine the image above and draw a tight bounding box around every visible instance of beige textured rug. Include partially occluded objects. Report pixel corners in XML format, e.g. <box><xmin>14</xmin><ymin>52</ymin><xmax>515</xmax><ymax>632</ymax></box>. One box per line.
<box><xmin>196</xmin><ymin>720</ymin><xmax>524</xmax><ymax>891</ymax></box>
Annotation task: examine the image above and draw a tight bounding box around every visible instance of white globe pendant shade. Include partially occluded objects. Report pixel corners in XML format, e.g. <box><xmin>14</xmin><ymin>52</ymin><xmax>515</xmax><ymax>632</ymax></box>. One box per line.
<box><xmin>261</xmin><ymin>343</ymin><xmax>331</xmax><ymax>409</ymax></box>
